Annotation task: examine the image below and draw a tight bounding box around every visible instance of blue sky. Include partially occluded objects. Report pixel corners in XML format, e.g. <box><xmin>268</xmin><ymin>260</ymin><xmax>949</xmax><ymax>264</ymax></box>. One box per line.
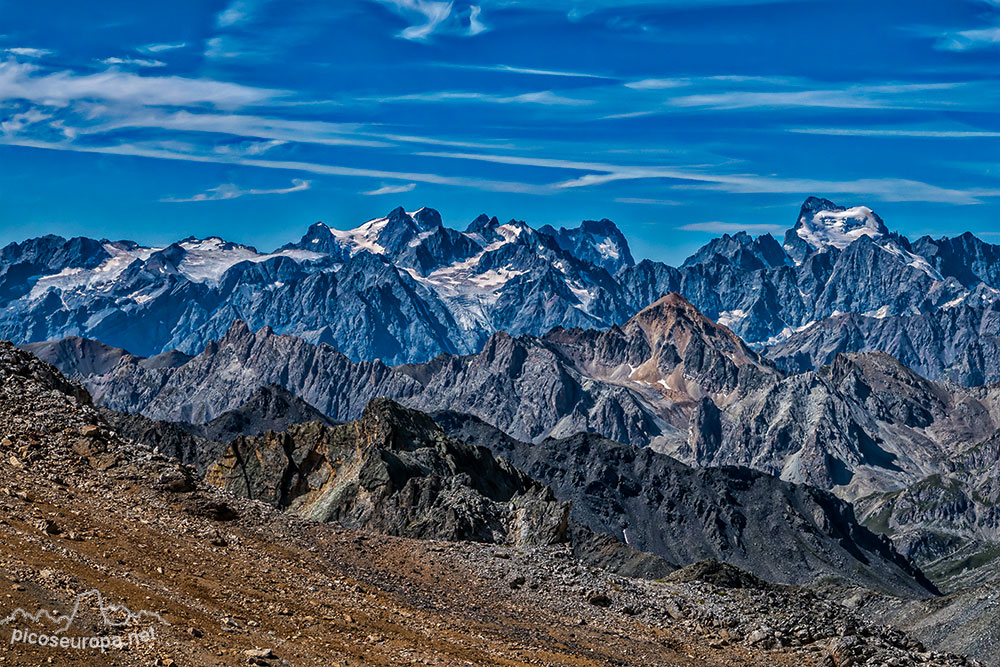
<box><xmin>0</xmin><ymin>0</ymin><xmax>998</xmax><ymax>264</ymax></box>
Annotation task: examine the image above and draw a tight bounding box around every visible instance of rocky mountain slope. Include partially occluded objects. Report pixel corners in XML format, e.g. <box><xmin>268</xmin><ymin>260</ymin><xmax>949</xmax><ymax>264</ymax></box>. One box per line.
<box><xmin>33</xmin><ymin>295</ymin><xmax>1000</xmax><ymax>502</ymax></box>
<box><xmin>31</xmin><ymin>293</ymin><xmax>1000</xmax><ymax>591</ymax></box>
<box><xmin>765</xmin><ymin>287</ymin><xmax>1000</xmax><ymax>386</ymax></box>
<box><xmin>854</xmin><ymin>424</ymin><xmax>1000</xmax><ymax>592</ymax></box>
<box><xmin>33</xmin><ymin>326</ymin><xmax>952</xmax><ymax>590</ymax></box>
<box><xmin>433</xmin><ymin>410</ymin><xmax>936</xmax><ymax>596</ymax></box>
<box><xmin>99</xmin><ymin>384</ymin><xmax>337</xmax><ymax>472</ymax></box>
<box><xmin>26</xmin><ymin>293</ymin><xmax>776</xmax><ymax>445</ymax></box>
<box><xmin>2</xmin><ymin>341</ymin><xmax>979</xmax><ymax>665</ymax></box>
<box><xmin>616</xmin><ymin>198</ymin><xmax>978</xmax><ymax>349</ymax></box>
<box><xmin>206</xmin><ymin>398</ymin><xmax>573</xmax><ymax>546</ymax></box>
<box><xmin>7</xmin><ymin>198</ymin><xmax>1000</xmax><ymax>381</ymax></box>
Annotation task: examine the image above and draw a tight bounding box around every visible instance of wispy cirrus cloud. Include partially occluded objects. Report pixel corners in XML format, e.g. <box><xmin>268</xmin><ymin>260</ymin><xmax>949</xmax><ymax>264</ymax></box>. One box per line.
<box><xmin>665</xmin><ymin>82</ymin><xmax>964</xmax><ymax>111</ymax></box>
<box><xmin>3</xmin><ymin>47</ymin><xmax>54</xmax><ymax>58</ymax></box>
<box><xmin>377</xmin><ymin>0</ymin><xmax>455</xmax><ymax>40</ymax></box>
<box><xmin>625</xmin><ymin>75</ymin><xmax>793</xmax><ymax>90</ymax></box>
<box><xmin>616</xmin><ymin>197</ymin><xmax>682</xmax><ymax>206</ymax></box>
<box><xmin>936</xmin><ymin>26</ymin><xmax>1000</xmax><ymax>51</ymax></box>
<box><xmin>619</xmin><ymin>76</ymin><xmax>998</xmax><ymax>114</ymax></box>
<box><xmin>161</xmin><ymin>178</ymin><xmax>310</xmax><ymax>202</ymax></box>
<box><xmin>363</xmin><ymin>182</ymin><xmax>417</xmax><ymax>195</ymax></box>
<box><xmin>0</xmin><ymin>60</ymin><xmax>286</xmax><ymax>109</ymax></box>
<box><xmin>624</xmin><ymin>78</ymin><xmax>687</xmax><ymax>90</ymax></box>
<box><xmin>416</xmin><ymin>150</ymin><xmax>1000</xmax><ymax>204</ymax></box>
<box><xmin>138</xmin><ymin>42</ymin><xmax>187</xmax><ymax>54</ymax></box>
<box><xmin>99</xmin><ymin>57</ymin><xmax>167</xmax><ymax>68</ymax></box>
<box><xmin>64</xmin><ymin>107</ymin><xmax>511</xmax><ymax>151</ymax></box>
<box><xmin>2</xmin><ymin>137</ymin><xmax>549</xmax><ymax>194</ymax></box>
<box><xmin>678</xmin><ymin>221</ymin><xmax>786</xmax><ymax>234</ymax></box>
<box><xmin>372</xmin><ymin>90</ymin><xmax>593</xmax><ymax>106</ymax></box>
<box><xmin>211</xmin><ymin>139</ymin><xmax>287</xmax><ymax>157</ymax></box>
<box><xmin>0</xmin><ymin>108</ymin><xmax>51</xmax><ymax>135</ymax></box>
<box><xmin>468</xmin><ymin>5</ymin><xmax>488</xmax><ymax>35</ymax></box>
<box><xmin>789</xmin><ymin>127</ymin><xmax>1000</xmax><ymax>138</ymax></box>
<box><xmin>440</xmin><ymin>63</ymin><xmax>611</xmax><ymax>79</ymax></box>
<box><xmin>216</xmin><ymin>0</ymin><xmax>264</xmax><ymax>28</ymax></box>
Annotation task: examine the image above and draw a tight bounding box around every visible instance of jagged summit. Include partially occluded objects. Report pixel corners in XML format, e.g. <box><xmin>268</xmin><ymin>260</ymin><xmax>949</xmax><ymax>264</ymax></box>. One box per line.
<box><xmin>206</xmin><ymin>396</ymin><xmax>572</xmax><ymax>545</ymax></box>
<box><xmin>785</xmin><ymin>196</ymin><xmax>889</xmax><ymax>262</ymax></box>
<box><xmin>538</xmin><ymin>217</ymin><xmax>634</xmax><ymax>275</ymax></box>
<box><xmin>627</xmin><ymin>292</ymin><xmax>763</xmax><ymax>361</ymax></box>
<box><xmin>4</xmin><ymin>197</ymin><xmax>1000</xmax><ymax>382</ymax></box>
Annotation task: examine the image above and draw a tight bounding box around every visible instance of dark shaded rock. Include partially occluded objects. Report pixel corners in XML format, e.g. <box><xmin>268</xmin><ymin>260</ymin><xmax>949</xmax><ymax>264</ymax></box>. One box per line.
<box><xmin>205</xmin><ymin>399</ymin><xmax>571</xmax><ymax>547</ymax></box>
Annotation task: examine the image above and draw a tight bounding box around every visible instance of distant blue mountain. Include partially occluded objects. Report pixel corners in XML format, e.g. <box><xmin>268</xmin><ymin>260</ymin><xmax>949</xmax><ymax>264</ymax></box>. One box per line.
<box><xmin>4</xmin><ymin>197</ymin><xmax>1000</xmax><ymax>382</ymax></box>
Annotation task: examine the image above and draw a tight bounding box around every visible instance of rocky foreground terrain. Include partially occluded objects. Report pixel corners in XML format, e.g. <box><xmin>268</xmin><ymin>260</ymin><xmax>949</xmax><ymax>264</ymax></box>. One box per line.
<box><xmin>0</xmin><ymin>341</ymin><xmax>985</xmax><ymax>665</ymax></box>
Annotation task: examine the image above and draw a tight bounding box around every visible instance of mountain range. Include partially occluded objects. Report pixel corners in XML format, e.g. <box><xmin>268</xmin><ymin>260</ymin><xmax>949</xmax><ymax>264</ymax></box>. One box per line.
<box><xmin>27</xmin><ymin>289</ymin><xmax>1000</xmax><ymax>593</ymax></box>
<box><xmin>9</xmin><ymin>196</ymin><xmax>1000</xmax><ymax>664</ymax></box>
<box><xmin>7</xmin><ymin>197</ymin><xmax>1000</xmax><ymax>384</ymax></box>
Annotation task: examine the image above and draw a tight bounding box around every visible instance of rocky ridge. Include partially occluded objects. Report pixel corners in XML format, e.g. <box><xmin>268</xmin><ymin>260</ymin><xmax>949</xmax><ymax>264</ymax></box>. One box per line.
<box><xmin>33</xmin><ymin>295</ymin><xmax>1000</xmax><ymax>504</ymax></box>
<box><xmin>433</xmin><ymin>410</ymin><xmax>936</xmax><ymax>596</ymax></box>
<box><xmin>7</xmin><ymin>198</ymin><xmax>1000</xmax><ymax>383</ymax></box>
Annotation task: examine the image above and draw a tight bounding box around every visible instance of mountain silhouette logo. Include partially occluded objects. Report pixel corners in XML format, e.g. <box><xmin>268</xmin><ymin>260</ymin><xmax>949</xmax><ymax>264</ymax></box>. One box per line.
<box><xmin>0</xmin><ymin>589</ymin><xmax>169</xmax><ymax>635</ymax></box>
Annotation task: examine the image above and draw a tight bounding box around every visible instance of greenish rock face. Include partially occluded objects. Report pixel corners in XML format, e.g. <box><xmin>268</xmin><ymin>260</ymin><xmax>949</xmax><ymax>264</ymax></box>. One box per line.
<box><xmin>205</xmin><ymin>398</ymin><xmax>571</xmax><ymax>548</ymax></box>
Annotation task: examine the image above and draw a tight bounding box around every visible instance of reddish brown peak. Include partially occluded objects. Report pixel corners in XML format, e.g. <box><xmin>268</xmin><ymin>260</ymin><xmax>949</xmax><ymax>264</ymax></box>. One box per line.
<box><xmin>625</xmin><ymin>292</ymin><xmax>769</xmax><ymax>370</ymax></box>
<box><xmin>634</xmin><ymin>292</ymin><xmax>700</xmax><ymax>315</ymax></box>
<box><xmin>627</xmin><ymin>292</ymin><xmax>722</xmax><ymax>333</ymax></box>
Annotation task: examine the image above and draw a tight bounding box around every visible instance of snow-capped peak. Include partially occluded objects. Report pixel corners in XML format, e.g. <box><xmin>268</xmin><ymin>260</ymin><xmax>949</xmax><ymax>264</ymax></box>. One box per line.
<box><xmin>327</xmin><ymin>215</ymin><xmax>392</xmax><ymax>256</ymax></box>
<box><xmin>171</xmin><ymin>237</ymin><xmax>323</xmax><ymax>283</ymax></box>
<box><xmin>794</xmin><ymin>199</ymin><xmax>888</xmax><ymax>252</ymax></box>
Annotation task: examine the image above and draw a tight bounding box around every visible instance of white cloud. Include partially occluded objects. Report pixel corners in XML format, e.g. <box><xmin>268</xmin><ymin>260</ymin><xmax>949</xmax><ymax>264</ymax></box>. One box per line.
<box><xmin>2</xmin><ymin>137</ymin><xmax>548</xmax><ymax>194</ymax></box>
<box><xmin>4</xmin><ymin>47</ymin><xmax>54</xmax><ymax>58</ymax></box>
<box><xmin>789</xmin><ymin>127</ymin><xmax>1000</xmax><ymax>138</ymax></box>
<box><xmin>100</xmin><ymin>57</ymin><xmax>167</xmax><ymax>68</ymax></box>
<box><xmin>216</xmin><ymin>0</ymin><xmax>261</xmax><ymax>27</ymax></box>
<box><xmin>376</xmin><ymin>0</ymin><xmax>454</xmax><ymax>40</ymax></box>
<box><xmin>441</xmin><ymin>63</ymin><xmax>608</xmax><ymax>79</ymax></box>
<box><xmin>678</xmin><ymin>221</ymin><xmax>786</xmax><ymax>234</ymax></box>
<box><xmin>138</xmin><ymin>42</ymin><xmax>187</xmax><ymax>54</ymax></box>
<box><xmin>624</xmin><ymin>75</ymin><xmax>794</xmax><ymax>90</ymax></box>
<box><xmin>417</xmin><ymin>150</ymin><xmax>999</xmax><ymax>204</ymax></box>
<box><xmin>468</xmin><ymin>5</ymin><xmax>488</xmax><ymax>35</ymax></box>
<box><xmin>0</xmin><ymin>108</ymin><xmax>51</xmax><ymax>135</ymax></box>
<box><xmin>625</xmin><ymin>78</ymin><xmax>687</xmax><ymax>90</ymax></box>
<box><xmin>666</xmin><ymin>83</ymin><xmax>963</xmax><ymax>111</ymax></box>
<box><xmin>937</xmin><ymin>26</ymin><xmax>1000</xmax><ymax>51</ymax></box>
<box><xmin>161</xmin><ymin>178</ymin><xmax>310</xmax><ymax>202</ymax></box>
<box><xmin>204</xmin><ymin>36</ymin><xmax>243</xmax><ymax>59</ymax></box>
<box><xmin>363</xmin><ymin>183</ymin><xmax>417</xmax><ymax>195</ymax></box>
<box><xmin>0</xmin><ymin>60</ymin><xmax>286</xmax><ymax>109</ymax></box>
<box><xmin>212</xmin><ymin>139</ymin><xmax>287</xmax><ymax>156</ymax></box>
<box><xmin>77</xmin><ymin>108</ymin><xmax>508</xmax><ymax>151</ymax></box>
<box><xmin>600</xmin><ymin>110</ymin><xmax>658</xmax><ymax>120</ymax></box>
<box><xmin>374</xmin><ymin>89</ymin><xmax>592</xmax><ymax>105</ymax></box>
<box><xmin>621</xmin><ymin>77</ymin><xmax>981</xmax><ymax>112</ymax></box>
<box><xmin>85</xmin><ymin>109</ymin><xmax>391</xmax><ymax>147</ymax></box>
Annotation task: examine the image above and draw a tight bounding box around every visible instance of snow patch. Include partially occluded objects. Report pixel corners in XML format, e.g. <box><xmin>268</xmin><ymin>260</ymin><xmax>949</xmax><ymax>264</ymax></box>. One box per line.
<box><xmin>176</xmin><ymin>238</ymin><xmax>323</xmax><ymax>283</ymax></box>
<box><xmin>875</xmin><ymin>242</ymin><xmax>943</xmax><ymax>280</ymax></box>
<box><xmin>796</xmin><ymin>205</ymin><xmax>885</xmax><ymax>251</ymax></box>
<box><xmin>595</xmin><ymin>238</ymin><xmax>620</xmax><ymax>260</ymax></box>
<box><xmin>29</xmin><ymin>243</ymin><xmax>160</xmax><ymax>299</ymax></box>
<box><xmin>327</xmin><ymin>216</ymin><xmax>391</xmax><ymax>256</ymax></box>
<box><xmin>716</xmin><ymin>309</ymin><xmax>748</xmax><ymax>328</ymax></box>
